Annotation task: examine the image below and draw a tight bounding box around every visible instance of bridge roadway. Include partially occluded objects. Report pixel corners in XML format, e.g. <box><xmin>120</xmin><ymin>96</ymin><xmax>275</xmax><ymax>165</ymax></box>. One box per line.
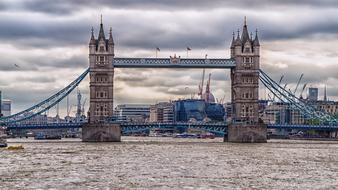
<box><xmin>7</xmin><ymin>122</ymin><xmax>227</xmax><ymax>135</ymax></box>
<box><xmin>113</xmin><ymin>58</ymin><xmax>236</xmax><ymax>69</ymax></box>
<box><xmin>6</xmin><ymin>122</ymin><xmax>338</xmax><ymax>133</ymax></box>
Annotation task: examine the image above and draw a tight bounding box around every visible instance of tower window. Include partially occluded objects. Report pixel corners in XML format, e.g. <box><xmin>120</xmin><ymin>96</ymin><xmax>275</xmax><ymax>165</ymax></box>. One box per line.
<box><xmin>245</xmin><ymin>57</ymin><xmax>250</xmax><ymax>63</ymax></box>
<box><xmin>99</xmin><ymin>46</ymin><xmax>105</xmax><ymax>52</ymax></box>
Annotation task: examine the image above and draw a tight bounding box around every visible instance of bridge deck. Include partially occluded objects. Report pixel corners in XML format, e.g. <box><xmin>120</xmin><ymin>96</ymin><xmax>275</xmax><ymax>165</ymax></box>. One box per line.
<box><xmin>6</xmin><ymin>123</ymin><xmax>338</xmax><ymax>132</ymax></box>
<box><xmin>113</xmin><ymin>58</ymin><xmax>236</xmax><ymax>68</ymax></box>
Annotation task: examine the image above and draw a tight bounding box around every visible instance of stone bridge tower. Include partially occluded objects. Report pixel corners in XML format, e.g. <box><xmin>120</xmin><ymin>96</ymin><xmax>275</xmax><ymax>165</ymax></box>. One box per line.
<box><xmin>82</xmin><ymin>19</ymin><xmax>121</xmax><ymax>142</ymax></box>
<box><xmin>227</xmin><ymin>19</ymin><xmax>267</xmax><ymax>143</ymax></box>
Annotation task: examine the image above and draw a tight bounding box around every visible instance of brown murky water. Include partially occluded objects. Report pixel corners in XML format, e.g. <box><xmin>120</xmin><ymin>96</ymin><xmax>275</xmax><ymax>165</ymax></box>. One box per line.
<box><xmin>1</xmin><ymin>137</ymin><xmax>338</xmax><ymax>190</ymax></box>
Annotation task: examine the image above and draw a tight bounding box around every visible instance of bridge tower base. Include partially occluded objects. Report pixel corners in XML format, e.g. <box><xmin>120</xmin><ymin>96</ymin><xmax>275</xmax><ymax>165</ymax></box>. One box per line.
<box><xmin>82</xmin><ymin>123</ymin><xmax>121</xmax><ymax>142</ymax></box>
<box><xmin>225</xmin><ymin>124</ymin><xmax>267</xmax><ymax>143</ymax></box>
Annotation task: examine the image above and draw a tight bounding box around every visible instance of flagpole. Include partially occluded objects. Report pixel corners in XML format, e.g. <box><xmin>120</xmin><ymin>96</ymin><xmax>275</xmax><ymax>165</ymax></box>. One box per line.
<box><xmin>186</xmin><ymin>47</ymin><xmax>191</xmax><ymax>58</ymax></box>
<box><xmin>155</xmin><ymin>47</ymin><xmax>160</xmax><ymax>58</ymax></box>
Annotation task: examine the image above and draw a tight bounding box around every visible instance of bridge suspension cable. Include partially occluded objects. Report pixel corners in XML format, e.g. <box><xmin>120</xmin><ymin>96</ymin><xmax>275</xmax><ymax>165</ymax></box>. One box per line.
<box><xmin>0</xmin><ymin>68</ymin><xmax>89</xmax><ymax>125</ymax></box>
<box><xmin>259</xmin><ymin>69</ymin><xmax>337</xmax><ymax>125</ymax></box>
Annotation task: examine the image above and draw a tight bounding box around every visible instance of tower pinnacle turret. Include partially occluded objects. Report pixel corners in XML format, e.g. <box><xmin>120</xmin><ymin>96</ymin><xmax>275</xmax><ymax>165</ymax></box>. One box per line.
<box><xmin>230</xmin><ymin>31</ymin><xmax>235</xmax><ymax>48</ymax></box>
<box><xmin>89</xmin><ymin>27</ymin><xmax>96</xmax><ymax>45</ymax></box>
<box><xmin>241</xmin><ymin>17</ymin><xmax>250</xmax><ymax>43</ymax></box>
<box><xmin>109</xmin><ymin>27</ymin><xmax>114</xmax><ymax>45</ymax></box>
<box><xmin>253</xmin><ymin>29</ymin><xmax>260</xmax><ymax>46</ymax></box>
<box><xmin>98</xmin><ymin>15</ymin><xmax>105</xmax><ymax>40</ymax></box>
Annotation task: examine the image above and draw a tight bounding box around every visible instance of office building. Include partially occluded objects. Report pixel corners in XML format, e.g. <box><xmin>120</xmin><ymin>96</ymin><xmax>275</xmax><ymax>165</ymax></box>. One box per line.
<box><xmin>308</xmin><ymin>88</ymin><xmax>318</xmax><ymax>101</ymax></box>
<box><xmin>115</xmin><ymin>104</ymin><xmax>150</xmax><ymax>122</ymax></box>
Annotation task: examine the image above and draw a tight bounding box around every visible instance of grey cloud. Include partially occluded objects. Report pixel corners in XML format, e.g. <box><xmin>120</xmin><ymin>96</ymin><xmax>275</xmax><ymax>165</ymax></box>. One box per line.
<box><xmin>119</xmin><ymin>77</ymin><xmax>195</xmax><ymax>88</ymax></box>
<box><xmin>115</xmin><ymin>69</ymin><xmax>201</xmax><ymax>88</ymax></box>
<box><xmin>19</xmin><ymin>0</ymin><xmax>338</xmax><ymax>15</ymax></box>
<box><xmin>1</xmin><ymin>3</ymin><xmax>338</xmax><ymax>50</ymax></box>
<box><xmin>0</xmin><ymin>54</ymin><xmax>87</xmax><ymax>72</ymax></box>
<box><xmin>0</xmin><ymin>17</ymin><xmax>89</xmax><ymax>48</ymax></box>
<box><xmin>155</xmin><ymin>86</ymin><xmax>197</xmax><ymax>96</ymax></box>
<box><xmin>0</xmin><ymin>63</ymin><xmax>37</xmax><ymax>71</ymax></box>
<box><xmin>115</xmin><ymin>75</ymin><xmax>147</xmax><ymax>82</ymax></box>
<box><xmin>0</xmin><ymin>2</ymin><xmax>6</xmax><ymax>10</ymax></box>
<box><xmin>261</xmin><ymin>63</ymin><xmax>336</xmax><ymax>84</ymax></box>
<box><xmin>29</xmin><ymin>55</ymin><xmax>88</xmax><ymax>69</ymax></box>
<box><xmin>260</xmin><ymin>62</ymin><xmax>338</xmax><ymax>99</ymax></box>
<box><xmin>15</xmin><ymin>76</ymin><xmax>56</xmax><ymax>83</ymax></box>
<box><xmin>114</xmin><ymin>93</ymin><xmax>163</xmax><ymax>105</ymax></box>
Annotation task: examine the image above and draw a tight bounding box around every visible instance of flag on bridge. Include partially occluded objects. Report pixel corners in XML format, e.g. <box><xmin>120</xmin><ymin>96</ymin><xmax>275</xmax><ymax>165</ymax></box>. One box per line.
<box><xmin>186</xmin><ymin>47</ymin><xmax>192</xmax><ymax>58</ymax></box>
<box><xmin>155</xmin><ymin>47</ymin><xmax>160</xmax><ymax>58</ymax></box>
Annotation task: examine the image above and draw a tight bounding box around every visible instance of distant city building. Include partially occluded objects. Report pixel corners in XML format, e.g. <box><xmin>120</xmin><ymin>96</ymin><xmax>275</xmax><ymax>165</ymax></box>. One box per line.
<box><xmin>115</xmin><ymin>104</ymin><xmax>150</xmax><ymax>122</ymax></box>
<box><xmin>1</xmin><ymin>99</ymin><xmax>11</xmax><ymax>117</ymax></box>
<box><xmin>21</xmin><ymin>113</ymin><xmax>48</xmax><ymax>125</ymax></box>
<box><xmin>261</xmin><ymin>102</ymin><xmax>304</xmax><ymax>125</ymax></box>
<box><xmin>205</xmin><ymin>103</ymin><xmax>225</xmax><ymax>121</ymax></box>
<box><xmin>174</xmin><ymin>99</ymin><xmax>225</xmax><ymax>122</ymax></box>
<box><xmin>47</xmin><ymin>115</ymin><xmax>64</xmax><ymax>123</ymax></box>
<box><xmin>308</xmin><ymin>87</ymin><xmax>318</xmax><ymax>101</ymax></box>
<box><xmin>163</xmin><ymin>104</ymin><xmax>174</xmax><ymax>122</ymax></box>
<box><xmin>149</xmin><ymin>102</ymin><xmax>174</xmax><ymax>123</ymax></box>
<box><xmin>316</xmin><ymin>101</ymin><xmax>338</xmax><ymax>116</ymax></box>
<box><xmin>174</xmin><ymin>99</ymin><xmax>206</xmax><ymax>122</ymax></box>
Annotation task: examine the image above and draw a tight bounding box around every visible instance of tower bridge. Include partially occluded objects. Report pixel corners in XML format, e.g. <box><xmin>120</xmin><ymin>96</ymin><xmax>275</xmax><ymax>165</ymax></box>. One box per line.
<box><xmin>83</xmin><ymin>18</ymin><xmax>264</xmax><ymax>143</ymax></box>
<box><xmin>1</xmin><ymin>18</ymin><xmax>338</xmax><ymax>142</ymax></box>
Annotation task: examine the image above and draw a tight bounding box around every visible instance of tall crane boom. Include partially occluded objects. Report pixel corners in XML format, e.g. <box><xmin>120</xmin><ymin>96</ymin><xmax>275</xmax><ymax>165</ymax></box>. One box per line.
<box><xmin>198</xmin><ymin>69</ymin><xmax>205</xmax><ymax>99</ymax></box>
<box><xmin>293</xmin><ymin>73</ymin><xmax>304</xmax><ymax>95</ymax></box>
<box><xmin>300</xmin><ymin>83</ymin><xmax>307</xmax><ymax>99</ymax></box>
<box><xmin>273</xmin><ymin>75</ymin><xmax>284</xmax><ymax>102</ymax></box>
<box><xmin>278</xmin><ymin>75</ymin><xmax>284</xmax><ymax>85</ymax></box>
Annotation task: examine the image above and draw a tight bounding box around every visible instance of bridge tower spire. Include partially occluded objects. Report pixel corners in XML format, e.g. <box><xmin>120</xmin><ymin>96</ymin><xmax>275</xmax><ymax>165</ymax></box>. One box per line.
<box><xmin>227</xmin><ymin>18</ymin><xmax>267</xmax><ymax>143</ymax></box>
<box><xmin>83</xmin><ymin>18</ymin><xmax>121</xmax><ymax>142</ymax></box>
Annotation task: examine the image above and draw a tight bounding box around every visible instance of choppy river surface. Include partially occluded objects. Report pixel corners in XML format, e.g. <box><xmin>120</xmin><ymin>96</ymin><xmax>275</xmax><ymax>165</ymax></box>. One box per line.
<box><xmin>1</xmin><ymin>137</ymin><xmax>338</xmax><ymax>190</ymax></box>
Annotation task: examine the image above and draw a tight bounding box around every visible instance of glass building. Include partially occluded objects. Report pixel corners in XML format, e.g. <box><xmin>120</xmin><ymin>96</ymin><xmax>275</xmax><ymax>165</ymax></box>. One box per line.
<box><xmin>174</xmin><ymin>99</ymin><xmax>225</xmax><ymax>122</ymax></box>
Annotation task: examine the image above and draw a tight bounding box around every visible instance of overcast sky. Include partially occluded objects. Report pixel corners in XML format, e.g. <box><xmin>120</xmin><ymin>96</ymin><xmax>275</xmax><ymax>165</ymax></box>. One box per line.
<box><xmin>1</xmin><ymin>0</ymin><xmax>338</xmax><ymax>116</ymax></box>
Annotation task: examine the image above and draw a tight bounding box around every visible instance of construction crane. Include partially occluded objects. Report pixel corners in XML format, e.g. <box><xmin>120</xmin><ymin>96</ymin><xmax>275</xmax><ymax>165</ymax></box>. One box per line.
<box><xmin>300</xmin><ymin>83</ymin><xmax>307</xmax><ymax>99</ymax></box>
<box><xmin>283</xmin><ymin>83</ymin><xmax>288</xmax><ymax>89</ymax></box>
<box><xmin>293</xmin><ymin>73</ymin><xmax>304</xmax><ymax>95</ymax></box>
<box><xmin>272</xmin><ymin>75</ymin><xmax>284</xmax><ymax>102</ymax></box>
<box><xmin>198</xmin><ymin>69</ymin><xmax>205</xmax><ymax>99</ymax></box>
<box><xmin>278</xmin><ymin>75</ymin><xmax>284</xmax><ymax>85</ymax></box>
<box><xmin>205</xmin><ymin>73</ymin><xmax>212</xmax><ymax>102</ymax></box>
<box><xmin>219</xmin><ymin>95</ymin><xmax>226</xmax><ymax>104</ymax></box>
<box><xmin>81</xmin><ymin>98</ymin><xmax>87</xmax><ymax>116</ymax></box>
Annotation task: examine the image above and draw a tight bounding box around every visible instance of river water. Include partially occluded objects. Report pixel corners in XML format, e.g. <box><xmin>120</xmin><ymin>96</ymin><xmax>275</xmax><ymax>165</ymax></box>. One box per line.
<box><xmin>0</xmin><ymin>137</ymin><xmax>338</xmax><ymax>190</ymax></box>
